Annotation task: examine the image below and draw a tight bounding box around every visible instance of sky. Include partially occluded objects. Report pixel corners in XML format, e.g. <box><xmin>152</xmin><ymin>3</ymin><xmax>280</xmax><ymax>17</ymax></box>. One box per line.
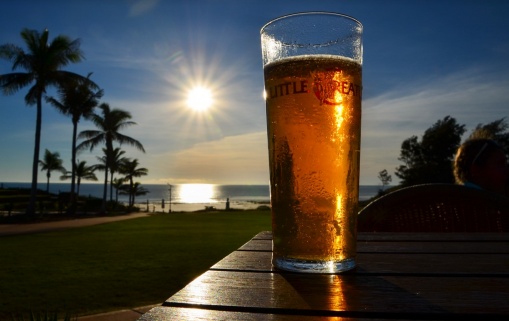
<box><xmin>1</xmin><ymin>0</ymin><xmax>509</xmax><ymax>185</ymax></box>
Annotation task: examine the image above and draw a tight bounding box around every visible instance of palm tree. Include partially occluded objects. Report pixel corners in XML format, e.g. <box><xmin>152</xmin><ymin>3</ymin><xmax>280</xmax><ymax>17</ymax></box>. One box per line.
<box><xmin>112</xmin><ymin>177</ymin><xmax>126</xmax><ymax>203</ymax></box>
<box><xmin>77</xmin><ymin>103</ymin><xmax>145</xmax><ymax>213</ymax></box>
<box><xmin>120</xmin><ymin>158</ymin><xmax>148</xmax><ymax>210</ymax></box>
<box><xmin>0</xmin><ymin>28</ymin><xmax>92</xmax><ymax>215</ymax></box>
<box><xmin>92</xmin><ymin>148</ymin><xmax>128</xmax><ymax>203</ymax></box>
<box><xmin>119</xmin><ymin>182</ymin><xmax>149</xmax><ymax>209</ymax></box>
<box><xmin>60</xmin><ymin>160</ymin><xmax>98</xmax><ymax>197</ymax></box>
<box><xmin>46</xmin><ymin>73</ymin><xmax>103</xmax><ymax>209</ymax></box>
<box><xmin>93</xmin><ymin>154</ymin><xmax>109</xmax><ymax>202</ymax></box>
<box><xmin>39</xmin><ymin>149</ymin><xmax>66</xmax><ymax>192</ymax></box>
<box><xmin>106</xmin><ymin>147</ymin><xmax>127</xmax><ymax>202</ymax></box>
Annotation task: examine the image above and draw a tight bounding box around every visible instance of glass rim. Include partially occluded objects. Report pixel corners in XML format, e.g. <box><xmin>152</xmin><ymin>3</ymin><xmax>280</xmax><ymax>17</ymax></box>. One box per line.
<box><xmin>260</xmin><ymin>11</ymin><xmax>363</xmax><ymax>35</ymax></box>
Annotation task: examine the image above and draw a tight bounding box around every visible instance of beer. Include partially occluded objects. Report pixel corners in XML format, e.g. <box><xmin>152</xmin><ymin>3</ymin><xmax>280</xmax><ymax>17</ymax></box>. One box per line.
<box><xmin>264</xmin><ymin>55</ymin><xmax>361</xmax><ymax>268</ymax></box>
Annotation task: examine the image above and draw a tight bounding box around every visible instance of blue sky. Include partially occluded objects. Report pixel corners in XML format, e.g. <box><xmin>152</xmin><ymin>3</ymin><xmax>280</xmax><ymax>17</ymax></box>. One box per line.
<box><xmin>1</xmin><ymin>0</ymin><xmax>509</xmax><ymax>185</ymax></box>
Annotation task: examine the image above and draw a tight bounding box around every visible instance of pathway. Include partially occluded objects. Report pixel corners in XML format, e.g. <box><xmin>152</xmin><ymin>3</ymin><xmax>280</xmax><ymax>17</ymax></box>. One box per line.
<box><xmin>0</xmin><ymin>213</ymin><xmax>150</xmax><ymax>236</ymax></box>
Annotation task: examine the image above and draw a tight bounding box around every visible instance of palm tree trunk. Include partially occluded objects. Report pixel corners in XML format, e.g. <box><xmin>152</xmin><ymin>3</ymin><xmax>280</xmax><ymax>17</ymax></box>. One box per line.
<box><xmin>110</xmin><ymin>172</ymin><xmax>114</xmax><ymax>202</ymax></box>
<box><xmin>70</xmin><ymin>121</ymin><xmax>78</xmax><ymax>209</ymax></box>
<box><xmin>103</xmin><ymin>139</ymin><xmax>113</xmax><ymax>213</ymax></box>
<box><xmin>101</xmin><ymin>167</ymin><xmax>108</xmax><ymax>214</ymax></box>
<box><xmin>129</xmin><ymin>178</ymin><xmax>134</xmax><ymax>210</ymax></box>
<box><xmin>26</xmin><ymin>93</ymin><xmax>43</xmax><ymax>215</ymax></box>
<box><xmin>77</xmin><ymin>178</ymin><xmax>81</xmax><ymax>197</ymax></box>
<box><xmin>46</xmin><ymin>171</ymin><xmax>50</xmax><ymax>192</ymax></box>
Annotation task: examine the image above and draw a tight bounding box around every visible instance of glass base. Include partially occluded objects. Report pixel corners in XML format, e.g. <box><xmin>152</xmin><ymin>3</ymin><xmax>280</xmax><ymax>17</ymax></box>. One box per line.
<box><xmin>272</xmin><ymin>255</ymin><xmax>356</xmax><ymax>273</ymax></box>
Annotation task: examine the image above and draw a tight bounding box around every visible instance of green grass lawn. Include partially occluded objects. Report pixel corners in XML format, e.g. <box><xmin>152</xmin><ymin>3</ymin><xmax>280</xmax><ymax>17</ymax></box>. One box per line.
<box><xmin>0</xmin><ymin>211</ymin><xmax>271</xmax><ymax>319</ymax></box>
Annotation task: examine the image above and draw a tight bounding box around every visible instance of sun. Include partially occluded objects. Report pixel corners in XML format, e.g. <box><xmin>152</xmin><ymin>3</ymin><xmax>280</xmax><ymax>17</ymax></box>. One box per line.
<box><xmin>187</xmin><ymin>86</ymin><xmax>213</xmax><ymax>111</ymax></box>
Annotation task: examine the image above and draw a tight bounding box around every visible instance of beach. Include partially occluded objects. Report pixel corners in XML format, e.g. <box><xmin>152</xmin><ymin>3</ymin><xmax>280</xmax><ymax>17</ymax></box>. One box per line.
<box><xmin>137</xmin><ymin>200</ymin><xmax>269</xmax><ymax>213</ymax></box>
<box><xmin>0</xmin><ymin>183</ymin><xmax>383</xmax><ymax>215</ymax></box>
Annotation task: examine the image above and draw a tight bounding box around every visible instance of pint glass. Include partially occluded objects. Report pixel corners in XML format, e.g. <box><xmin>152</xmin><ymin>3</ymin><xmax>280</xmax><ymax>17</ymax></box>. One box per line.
<box><xmin>261</xmin><ymin>12</ymin><xmax>362</xmax><ymax>273</ymax></box>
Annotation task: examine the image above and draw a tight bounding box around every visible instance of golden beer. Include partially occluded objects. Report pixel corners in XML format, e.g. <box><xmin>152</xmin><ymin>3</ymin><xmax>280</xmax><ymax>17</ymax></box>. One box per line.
<box><xmin>264</xmin><ymin>55</ymin><xmax>361</xmax><ymax>271</ymax></box>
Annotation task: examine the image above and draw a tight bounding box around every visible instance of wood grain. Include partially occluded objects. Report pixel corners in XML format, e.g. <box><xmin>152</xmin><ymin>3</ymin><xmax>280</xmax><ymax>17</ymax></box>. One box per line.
<box><xmin>211</xmin><ymin>250</ymin><xmax>509</xmax><ymax>275</ymax></box>
<box><xmin>254</xmin><ymin>231</ymin><xmax>509</xmax><ymax>242</ymax></box>
<box><xmin>164</xmin><ymin>270</ymin><xmax>509</xmax><ymax>315</ymax></box>
<box><xmin>138</xmin><ymin>306</ymin><xmax>387</xmax><ymax>321</ymax></box>
<box><xmin>239</xmin><ymin>239</ymin><xmax>509</xmax><ymax>254</ymax></box>
<box><xmin>357</xmin><ymin>232</ymin><xmax>509</xmax><ymax>242</ymax></box>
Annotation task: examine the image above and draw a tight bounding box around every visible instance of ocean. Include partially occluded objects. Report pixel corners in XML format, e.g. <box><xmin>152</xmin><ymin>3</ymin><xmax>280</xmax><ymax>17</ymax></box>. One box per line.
<box><xmin>1</xmin><ymin>183</ymin><xmax>385</xmax><ymax>211</ymax></box>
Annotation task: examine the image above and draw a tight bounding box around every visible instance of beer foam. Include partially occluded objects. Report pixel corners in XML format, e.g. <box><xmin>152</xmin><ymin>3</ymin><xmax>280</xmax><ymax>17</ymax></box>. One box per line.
<box><xmin>264</xmin><ymin>54</ymin><xmax>362</xmax><ymax>70</ymax></box>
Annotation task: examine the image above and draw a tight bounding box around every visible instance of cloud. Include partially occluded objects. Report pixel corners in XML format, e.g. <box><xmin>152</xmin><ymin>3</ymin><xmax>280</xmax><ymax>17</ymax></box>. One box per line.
<box><xmin>129</xmin><ymin>0</ymin><xmax>160</xmax><ymax>16</ymax></box>
<box><xmin>360</xmin><ymin>66</ymin><xmax>509</xmax><ymax>184</ymax></box>
<box><xmin>145</xmin><ymin>131</ymin><xmax>270</xmax><ymax>184</ymax></box>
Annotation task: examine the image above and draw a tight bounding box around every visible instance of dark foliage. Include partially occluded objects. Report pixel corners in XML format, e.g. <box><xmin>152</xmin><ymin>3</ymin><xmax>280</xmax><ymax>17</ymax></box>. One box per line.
<box><xmin>395</xmin><ymin>116</ymin><xmax>466</xmax><ymax>186</ymax></box>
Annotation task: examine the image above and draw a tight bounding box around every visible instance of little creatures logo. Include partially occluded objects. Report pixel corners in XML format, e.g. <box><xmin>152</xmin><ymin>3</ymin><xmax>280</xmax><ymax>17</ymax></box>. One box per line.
<box><xmin>267</xmin><ymin>80</ymin><xmax>309</xmax><ymax>99</ymax></box>
<box><xmin>314</xmin><ymin>68</ymin><xmax>361</xmax><ymax>105</ymax></box>
<box><xmin>266</xmin><ymin>68</ymin><xmax>360</xmax><ymax>105</ymax></box>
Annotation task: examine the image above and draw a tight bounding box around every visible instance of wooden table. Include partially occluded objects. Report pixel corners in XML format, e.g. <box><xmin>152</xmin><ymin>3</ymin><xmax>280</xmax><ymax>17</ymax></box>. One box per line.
<box><xmin>139</xmin><ymin>231</ymin><xmax>509</xmax><ymax>320</ymax></box>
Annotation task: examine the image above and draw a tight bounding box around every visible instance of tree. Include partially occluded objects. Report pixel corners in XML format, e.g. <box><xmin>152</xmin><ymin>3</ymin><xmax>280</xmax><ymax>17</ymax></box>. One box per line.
<box><xmin>120</xmin><ymin>158</ymin><xmax>148</xmax><ymax>210</ymax></box>
<box><xmin>93</xmin><ymin>148</ymin><xmax>127</xmax><ymax>203</ymax></box>
<box><xmin>395</xmin><ymin>116</ymin><xmax>466</xmax><ymax>186</ymax></box>
<box><xmin>38</xmin><ymin>149</ymin><xmax>66</xmax><ymax>192</ymax></box>
<box><xmin>77</xmin><ymin>103</ymin><xmax>145</xmax><ymax>214</ymax></box>
<box><xmin>377</xmin><ymin>169</ymin><xmax>392</xmax><ymax>191</ymax></box>
<box><xmin>107</xmin><ymin>148</ymin><xmax>127</xmax><ymax>202</ymax></box>
<box><xmin>0</xmin><ymin>28</ymin><xmax>91</xmax><ymax>214</ymax></box>
<box><xmin>470</xmin><ymin>118</ymin><xmax>509</xmax><ymax>157</ymax></box>
<box><xmin>112</xmin><ymin>177</ymin><xmax>126</xmax><ymax>203</ymax></box>
<box><xmin>92</xmin><ymin>153</ymin><xmax>113</xmax><ymax>206</ymax></box>
<box><xmin>46</xmin><ymin>73</ymin><xmax>102</xmax><ymax>209</ymax></box>
<box><xmin>60</xmin><ymin>160</ymin><xmax>98</xmax><ymax>197</ymax></box>
<box><xmin>119</xmin><ymin>182</ymin><xmax>149</xmax><ymax>208</ymax></box>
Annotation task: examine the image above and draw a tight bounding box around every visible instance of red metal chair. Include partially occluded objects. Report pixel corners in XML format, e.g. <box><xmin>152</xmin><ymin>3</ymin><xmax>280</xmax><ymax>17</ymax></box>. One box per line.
<box><xmin>358</xmin><ymin>184</ymin><xmax>509</xmax><ymax>232</ymax></box>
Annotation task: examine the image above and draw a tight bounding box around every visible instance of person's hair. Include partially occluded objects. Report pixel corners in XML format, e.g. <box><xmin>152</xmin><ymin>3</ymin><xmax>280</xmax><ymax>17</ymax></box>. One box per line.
<box><xmin>454</xmin><ymin>138</ymin><xmax>502</xmax><ymax>184</ymax></box>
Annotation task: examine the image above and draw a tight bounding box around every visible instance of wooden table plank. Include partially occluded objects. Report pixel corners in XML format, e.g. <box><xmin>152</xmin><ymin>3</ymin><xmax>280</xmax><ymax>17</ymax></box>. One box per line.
<box><xmin>239</xmin><ymin>239</ymin><xmax>509</xmax><ymax>253</ymax></box>
<box><xmin>254</xmin><ymin>231</ymin><xmax>509</xmax><ymax>242</ymax></box>
<box><xmin>211</xmin><ymin>251</ymin><xmax>509</xmax><ymax>275</ymax></box>
<box><xmin>383</xmin><ymin>276</ymin><xmax>509</xmax><ymax>314</ymax></box>
<box><xmin>357</xmin><ymin>232</ymin><xmax>509</xmax><ymax>242</ymax></box>
<box><xmin>163</xmin><ymin>270</ymin><xmax>509</xmax><ymax>317</ymax></box>
<box><xmin>252</xmin><ymin>231</ymin><xmax>273</xmax><ymax>240</ymax></box>
<box><xmin>138</xmin><ymin>306</ymin><xmax>389</xmax><ymax>321</ymax></box>
<box><xmin>238</xmin><ymin>239</ymin><xmax>271</xmax><ymax>251</ymax></box>
<box><xmin>358</xmin><ymin>242</ymin><xmax>509</xmax><ymax>253</ymax></box>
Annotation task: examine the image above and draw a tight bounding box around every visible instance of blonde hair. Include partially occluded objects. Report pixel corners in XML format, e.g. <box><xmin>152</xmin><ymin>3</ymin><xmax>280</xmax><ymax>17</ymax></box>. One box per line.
<box><xmin>454</xmin><ymin>139</ymin><xmax>502</xmax><ymax>184</ymax></box>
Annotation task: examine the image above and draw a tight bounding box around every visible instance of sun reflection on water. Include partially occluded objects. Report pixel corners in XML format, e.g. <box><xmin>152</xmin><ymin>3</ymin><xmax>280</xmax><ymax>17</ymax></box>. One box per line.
<box><xmin>180</xmin><ymin>184</ymin><xmax>215</xmax><ymax>203</ymax></box>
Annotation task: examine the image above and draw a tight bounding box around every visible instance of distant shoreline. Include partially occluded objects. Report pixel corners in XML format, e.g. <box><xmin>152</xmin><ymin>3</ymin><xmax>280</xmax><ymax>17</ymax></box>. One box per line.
<box><xmin>1</xmin><ymin>183</ymin><xmax>391</xmax><ymax>205</ymax></box>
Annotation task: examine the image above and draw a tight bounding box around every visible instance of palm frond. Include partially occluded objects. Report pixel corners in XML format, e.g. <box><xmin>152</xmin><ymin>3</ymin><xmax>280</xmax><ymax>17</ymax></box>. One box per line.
<box><xmin>60</xmin><ymin>172</ymin><xmax>72</xmax><ymax>180</ymax></box>
<box><xmin>24</xmin><ymin>85</ymin><xmax>40</xmax><ymax>105</ymax></box>
<box><xmin>45</xmin><ymin>96</ymin><xmax>66</xmax><ymax>114</ymax></box>
<box><xmin>50</xmin><ymin>35</ymin><xmax>84</xmax><ymax>65</ymax></box>
<box><xmin>88</xmin><ymin>112</ymin><xmax>107</xmax><ymax>130</ymax></box>
<box><xmin>77</xmin><ymin>129</ymin><xmax>102</xmax><ymax>140</ymax></box>
<box><xmin>0</xmin><ymin>43</ymin><xmax>24</xmax><ymax>62</ymax></box>
<box><xmin>45</xmin><ymin>73</ymin><xmax>102</xmax><ymax>121</ymax></box>
<box><xmin>77</xmin><ymin>132</ymin><xmax>105</xmax><ymax>152</ymax></box>
<box><xmin>0</xmin><ymin>73</ymin><xmax>33</xmax><ymax>95</ymax></box>
<box><xmin>115</xmin><ymin>121</ymin><xmax>138</xmax><ymax>131</ymax></box>
<box><xmin>39</xmin><ymin>149</ymin><xmax>66</xmax><ymax>172</ymax></box>
<box><xmin>113</xmin><ymin>133</ymin><xmax>146</xmax><ymax>153</ymax></box>
<box><xmin>20</xmin><ymin>28</ymin><xmax>40</xmax><ymax>55</ymax></box>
